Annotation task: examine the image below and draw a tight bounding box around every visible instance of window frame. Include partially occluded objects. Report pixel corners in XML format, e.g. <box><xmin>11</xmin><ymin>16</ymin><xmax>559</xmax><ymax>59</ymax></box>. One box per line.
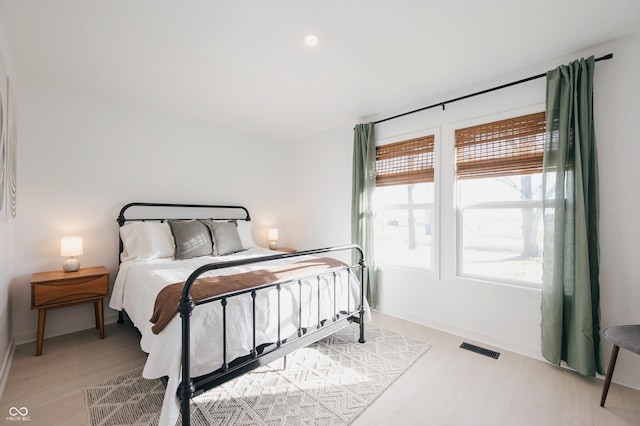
<box><xmin>453</xmin><ymin>110</ymin><xmax>546</xmax><ymax>288</ymax></box>
<box><xmin>373</xmin><ymin>128</ymin><xmax>440</xmax><ymax>275</ymax></box>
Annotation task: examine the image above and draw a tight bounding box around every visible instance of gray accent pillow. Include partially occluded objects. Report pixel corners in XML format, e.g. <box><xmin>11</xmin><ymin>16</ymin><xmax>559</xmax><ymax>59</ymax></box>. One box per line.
<box><xmin>167</xmin><ymin>220</ymin><xmax>214</xmax><ymax>259</ymax></box>
<box><xmin>210</xmin><ymin>221</ymin><xmax>244</xmax><ymax>255</ymax></box>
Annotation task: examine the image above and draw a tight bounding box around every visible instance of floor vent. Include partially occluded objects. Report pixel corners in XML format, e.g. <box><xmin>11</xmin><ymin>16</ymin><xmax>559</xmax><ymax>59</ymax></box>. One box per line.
<box><xmin>460</xmin><ymin>342</ymin><xmax>500</xmax><ymax>359</ymax></box>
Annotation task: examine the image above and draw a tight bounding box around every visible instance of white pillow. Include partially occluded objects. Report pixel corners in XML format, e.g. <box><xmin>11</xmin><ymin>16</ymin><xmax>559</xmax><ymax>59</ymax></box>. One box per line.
<box><xmin>120</xmin><ymin>222</ymin><xmax>175</xmax><ymax>261</ymax></box>
<box><xmin>236</xmin><ymin>220</ymin><xmax>257</xmax><ymax>248</ymax></box>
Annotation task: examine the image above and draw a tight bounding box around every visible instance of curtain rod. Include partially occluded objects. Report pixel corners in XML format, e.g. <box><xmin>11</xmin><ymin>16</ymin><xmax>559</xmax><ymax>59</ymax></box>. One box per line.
<box><xmin>374</xmin><ymin>53</ymin><xmax>613</xmax><ymax>125</ymax></box>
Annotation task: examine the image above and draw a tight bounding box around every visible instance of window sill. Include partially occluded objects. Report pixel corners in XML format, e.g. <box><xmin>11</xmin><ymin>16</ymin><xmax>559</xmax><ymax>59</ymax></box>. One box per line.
<box><xmin>454</xmin><ymin>274</ymin><xmax>542</xmax><ymax>296</ymax></box>
<box><xmin>376</xmin><ymin>261</ymin><xmax>436</xmax><ymax>275</ymax></box>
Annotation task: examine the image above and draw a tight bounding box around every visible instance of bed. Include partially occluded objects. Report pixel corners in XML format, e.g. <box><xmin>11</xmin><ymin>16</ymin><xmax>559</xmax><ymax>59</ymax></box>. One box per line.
<box><xmin>109</xmin><ymin>202</ymin><xmax>368</xmax><ymax>426</ymax></box>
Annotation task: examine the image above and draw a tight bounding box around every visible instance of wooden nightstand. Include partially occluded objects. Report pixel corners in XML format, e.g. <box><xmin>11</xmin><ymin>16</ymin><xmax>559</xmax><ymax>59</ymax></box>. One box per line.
<box><xmin>30</xmin><ymin>266</ymin><xmax>110</xmax><ymax>356</ymax></box>
<box><xmin>274</xmin><ymin>247</ymin><xmax>296</xmax><ymax>253</ymax></box>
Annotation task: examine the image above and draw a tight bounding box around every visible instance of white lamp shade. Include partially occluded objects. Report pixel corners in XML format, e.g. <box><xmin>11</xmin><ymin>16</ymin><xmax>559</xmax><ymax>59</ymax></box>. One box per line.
<box><xmin>61</xmin><ymin>237</ymin><xmax>83</xmax><ymax>257</ymax></box>
<box><xmin>268</xmin><ymin>228</ymin><xmax>279</xmax><ymax>249</ymax></box>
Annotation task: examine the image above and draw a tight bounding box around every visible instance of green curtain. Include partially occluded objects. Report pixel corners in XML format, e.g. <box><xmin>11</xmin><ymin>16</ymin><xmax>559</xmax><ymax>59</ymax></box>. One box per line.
<box><xmin>351</xmin><ymin>122</ymin><xmax>377</xmax><ymax>308</ymax></box>
<box><xmin>541</xmin><ymin>56</ymin><xmax>603</xmax><ymax>376</ymax></box>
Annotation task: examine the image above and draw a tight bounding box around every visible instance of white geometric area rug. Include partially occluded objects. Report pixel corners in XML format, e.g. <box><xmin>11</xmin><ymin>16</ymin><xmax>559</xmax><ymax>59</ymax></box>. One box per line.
<box><xmin>84</xmin><ymin>324</ymin><xmax>430</xmax><ymax>425</ymax></box>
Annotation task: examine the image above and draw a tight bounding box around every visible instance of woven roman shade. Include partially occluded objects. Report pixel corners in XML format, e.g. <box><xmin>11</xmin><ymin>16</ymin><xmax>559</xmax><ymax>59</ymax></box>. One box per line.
<box><xmin>376</xmin><ymin>135</ymin><xmax>434</xmax><ymax>187</ymax></box>
<box><xmin>455</xmin><ymin>112</ymin><xmax>546</xmax><ymax>180</ymax></box>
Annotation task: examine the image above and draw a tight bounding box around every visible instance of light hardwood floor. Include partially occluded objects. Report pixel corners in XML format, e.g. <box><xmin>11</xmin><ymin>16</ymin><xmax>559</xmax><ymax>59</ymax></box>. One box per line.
<box><xmin>1</xmin><ymin>312</ymin><xmax>639</xmax><ymax>425</ymax></box>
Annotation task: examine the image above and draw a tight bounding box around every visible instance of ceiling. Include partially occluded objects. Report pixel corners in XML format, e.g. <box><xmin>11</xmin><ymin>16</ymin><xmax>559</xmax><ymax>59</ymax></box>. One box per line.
<box><xmin>1</xmin><ymin>1</ymin><xmax>639</xmax><ymax>142</ymax></box>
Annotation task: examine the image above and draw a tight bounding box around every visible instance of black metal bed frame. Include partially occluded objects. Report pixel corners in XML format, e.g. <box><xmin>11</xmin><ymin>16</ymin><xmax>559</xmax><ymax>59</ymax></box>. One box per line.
<box><xmin>116</xmin><ymin>202</ymin><xmax>366</xmax><ymax>426</ymax></box>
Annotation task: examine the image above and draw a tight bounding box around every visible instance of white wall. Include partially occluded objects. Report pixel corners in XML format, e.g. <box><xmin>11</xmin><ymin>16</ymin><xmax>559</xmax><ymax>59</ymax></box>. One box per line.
<box><xmin>285</xmin><ymin>32</ymin><xmax>640</xmax><ymax>390</ymax></box>
<box><xmin>595</xmin><ymin>32</ymin><xmax>640</xmax><ymax>389</ymax></box>
<box><xmin>0</xmin><ymin>23</ymin><xmax>16</xmax><ymax>399</ymax></box>
<box><xmin>10</xmin><ymin>75</ymin><xmax>288</xmax><ymax>344</ymax></box>
<box><xmin>284</xmin><ymin>124</ymin><xmax>354</xmax><ymax>251</ymax></box>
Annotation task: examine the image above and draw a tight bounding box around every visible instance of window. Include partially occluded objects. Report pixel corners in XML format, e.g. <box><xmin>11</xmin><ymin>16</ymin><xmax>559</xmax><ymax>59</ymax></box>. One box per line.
<box><xmin>374</xmin><ymin>135</ymin><xmax>435</xmax><ymax>268</ymax></box>
<box><xmin>455</xmin><ymin>112</ymin><xmax>545</xmax><ymax>285</ymax></box>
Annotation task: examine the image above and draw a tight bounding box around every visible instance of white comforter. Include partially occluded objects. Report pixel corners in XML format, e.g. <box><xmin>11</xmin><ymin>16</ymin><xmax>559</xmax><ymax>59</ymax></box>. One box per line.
<box><xmin>109</xmin><ymin>247</ymin><xmax>366</xmax><ymax>426</ymax></box>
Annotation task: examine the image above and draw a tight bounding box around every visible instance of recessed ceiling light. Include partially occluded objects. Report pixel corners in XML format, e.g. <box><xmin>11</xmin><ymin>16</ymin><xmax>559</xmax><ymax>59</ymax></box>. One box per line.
<box><xmin>304</xmin><ymin>33</ymin><xmax>320</xmax><ymax>47</ymax></box>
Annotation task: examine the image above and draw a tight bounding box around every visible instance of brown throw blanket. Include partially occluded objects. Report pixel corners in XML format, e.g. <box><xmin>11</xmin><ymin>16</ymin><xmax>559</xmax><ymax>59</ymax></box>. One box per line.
<box><xmin>150</xmin><ymin>257</ymin><xmax>347</xmax><ymax>334</ymax></box>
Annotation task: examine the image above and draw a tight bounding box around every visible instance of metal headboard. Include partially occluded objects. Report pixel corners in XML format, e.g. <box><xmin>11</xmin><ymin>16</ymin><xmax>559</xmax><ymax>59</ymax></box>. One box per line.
<box><xmin>117</xmin><ymin>202</ymin><xmax>251</xmax><ymax>226</ymax></box>
<box><xmin>116</xmin><ymin>202</ymin><xmax>252</xmax><ymax>263</ymax></box>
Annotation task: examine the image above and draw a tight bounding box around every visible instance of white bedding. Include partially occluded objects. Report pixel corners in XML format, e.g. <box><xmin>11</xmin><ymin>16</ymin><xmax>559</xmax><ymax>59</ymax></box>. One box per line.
<box><xmin>109</xmin><ymin>247</ymin><xmax>366</xmax><ymax>426</ymax></box>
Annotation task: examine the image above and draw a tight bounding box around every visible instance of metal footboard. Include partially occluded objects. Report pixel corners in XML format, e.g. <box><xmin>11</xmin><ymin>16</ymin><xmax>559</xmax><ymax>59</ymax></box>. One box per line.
<box><xmin>176</xmin><ymin>245</ymin><xmax>366</xmax><ymax>426</ymax></box>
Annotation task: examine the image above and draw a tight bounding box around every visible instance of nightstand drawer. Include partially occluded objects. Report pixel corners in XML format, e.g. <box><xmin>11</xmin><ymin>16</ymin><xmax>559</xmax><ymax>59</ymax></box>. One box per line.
<box><xmin>31</xmin><ymin>268</ymin><xmax>110</xmax><ymax>309</ymax></box>
<box><xmin>32</xmin><ymin>275</ymin><xmax>108</xmax><ymax>307</ymax></box>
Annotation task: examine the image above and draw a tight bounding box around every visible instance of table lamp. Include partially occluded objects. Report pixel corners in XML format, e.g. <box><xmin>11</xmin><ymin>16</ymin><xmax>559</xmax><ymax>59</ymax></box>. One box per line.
<box><xmin>61</xmin><ymin>236</ymin><xmax>83</xmax><ymax>272</ymax></box>
<box><xmin>268</xmin><ymin>228</ymin><xmax>278</xmax><ymax>250</ymax></box>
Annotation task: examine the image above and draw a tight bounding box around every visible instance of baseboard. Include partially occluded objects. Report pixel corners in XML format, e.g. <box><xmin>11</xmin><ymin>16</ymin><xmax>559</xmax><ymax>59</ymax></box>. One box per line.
<box><xmin>0</xmin><ymin>337</ymin><xmax>15</xmax><ymax>401</ymax></box>
<box><xmin>104</xmin><ymin>311</ymin><xmax>119</xmax><ymax>325</ymax></box>
<box><xmin>376</xmin><ymin>304</ymin><xmax>541</xmax><ymax>360</ymax></box>
<box><xmin>13</xmin><ymin>311</ymin><xmax>121</xmax><ymax>346</ymax></box>
<box><xmin>375</xmin><ymin>305</ymin><xmax>640</xmax><ymax>391</ymax></box>
<box><xmin>608</xmin><ymin>363</ymin><xmax>640</xmax><ymax>391</ymax></box>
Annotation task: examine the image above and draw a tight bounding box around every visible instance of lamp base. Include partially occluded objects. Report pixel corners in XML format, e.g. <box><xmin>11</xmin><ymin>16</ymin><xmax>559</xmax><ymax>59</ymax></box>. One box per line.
<box><xmin>63</xmin><ymin>257</ymin><xmax>81</xmax><ymax>272</ymax></box>
<box><xmin>269</xmin><ymin>241</ymin><xmax>277</xmax><ymax>250</ymax></box>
